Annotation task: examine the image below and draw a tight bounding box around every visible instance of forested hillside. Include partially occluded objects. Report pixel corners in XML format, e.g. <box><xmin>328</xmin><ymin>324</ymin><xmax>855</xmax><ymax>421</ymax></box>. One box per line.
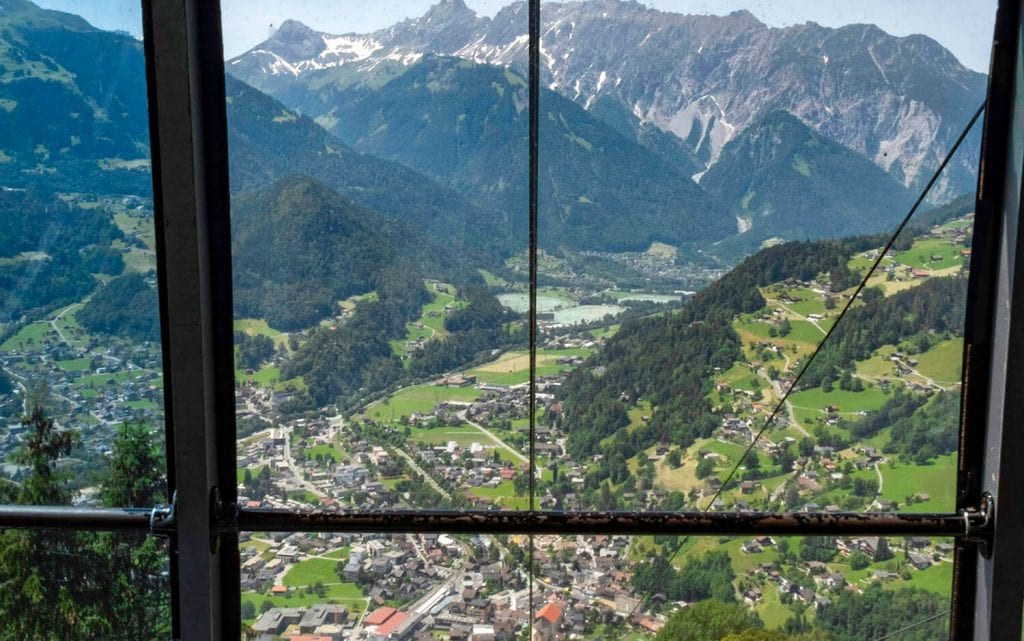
<box><xmin>558</xmin><ymin>237</ymin><xmax>879</xmax><ymax>465</ymax></box>
<box><xmin>557</xmin><ymin>232</ymin><xmax>967</xmax><ymax>492</ymax></box>
<box><xmin>224</xmin><ymin>75</ymin><xmax>512</xmax><ymax>258</ymax></box>
<box><xmin>77</xmin><ymin>273</ymin><xmax>160</xmax><ymax>341</ymax></box>
<box><xmin>283</xmin><ymin>278</ymin><xmax>523</xmax><ymax>408</ymax></box>
<box><xmin>702</xmin><ymin>111</ymin><xmax>915</xmax><ymax>257</ymax></box>
<box><xmin>231</xmin><ymin>175</ymin><xmax>475</xmax><ymax>330</ymax></box>
<box><xmin>0</xmin><ymin>189</ymin><xmax>125</xmax><ymax>321</ymax></box>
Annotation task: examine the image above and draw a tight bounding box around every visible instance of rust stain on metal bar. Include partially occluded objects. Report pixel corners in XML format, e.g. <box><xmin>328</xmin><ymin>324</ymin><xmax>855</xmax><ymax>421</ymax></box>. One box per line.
<box><xmin>0</xmin><ymin>505</ymin><xmax>153</xmax><ymax>530</ymax></box>
<box><xmin>238</xmin><ymin>508</ymin><xmax>965</xmax><ymax>537</ymax></box>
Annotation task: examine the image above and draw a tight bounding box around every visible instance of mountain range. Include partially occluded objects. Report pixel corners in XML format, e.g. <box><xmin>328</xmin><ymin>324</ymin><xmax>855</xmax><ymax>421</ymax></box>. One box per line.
<box><xmin>315</xmin><ymin>54</ymin><xmax>729</xmax><ymax>251</ymax></box>
<box><xmin>0</xmin><ymin>0</ymin><xmax>986</xmax><ymax>319</ymax></box>
<box><xmin>228</xmin><ymin>0</ymin><xmax>986</xmax><ymax>203</ymax></box>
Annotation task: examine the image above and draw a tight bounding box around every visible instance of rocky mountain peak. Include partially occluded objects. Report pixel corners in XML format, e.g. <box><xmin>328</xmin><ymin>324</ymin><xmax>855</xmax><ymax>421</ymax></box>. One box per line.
<box><xmin>421</xmin><ymin>0</ymin><xmax>476</xmax><ymax>22</ymax></box>
<box><xmin>228</xmin><ymin>1</ymin><xmax>986</xmax><ymax>199</ymax></box>
<box><xmin>267</xmin><ymin>19</ymin><xmax>325</xmax><ymax>59</ymax></box>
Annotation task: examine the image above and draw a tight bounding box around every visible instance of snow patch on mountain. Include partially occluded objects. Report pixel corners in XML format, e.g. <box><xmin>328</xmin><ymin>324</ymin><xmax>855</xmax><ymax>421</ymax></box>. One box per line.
<box><xmin>321</xmin><ymin>35</ymin><xmax>382</xmax><ymax>61</ymax></box>
<box><xmin>227</xmin><ymin>0</ymin><xmax>985</xmax><ymax>199</ymax></box>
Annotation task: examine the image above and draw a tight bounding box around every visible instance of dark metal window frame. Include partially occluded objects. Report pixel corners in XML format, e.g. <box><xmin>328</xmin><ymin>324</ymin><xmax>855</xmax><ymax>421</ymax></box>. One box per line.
<box><xmin>0</xmin><ymin>0</ymin><xmax>1021</xmax><ymax>639</ymax></box>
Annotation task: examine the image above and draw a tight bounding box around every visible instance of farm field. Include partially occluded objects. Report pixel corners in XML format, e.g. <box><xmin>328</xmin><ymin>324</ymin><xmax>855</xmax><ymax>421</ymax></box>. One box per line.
<box><xmin>914</xmin><ymin>338</ymin><xmax>963</xmax><ymax>384</ymax></box>
<box><xmin>364</xmin><ymin>384</ymin><xmax>481</xmax><ymax>421</ymax></box>
<box><xmin>878</xmin><ymin>454</ymin><xmax>957</xmax><ymax>512</ymax></box>
<box><xmin>893</xmin><ymin>238</ymin><xmax>966</xmax><ymax>271</ymax></box>
<box><xmin>1</xmin><ymin>321</ymin><xmax>50</xmax><ymax>351</ymax></box>
<box><xmin>788</xmin><ymin>385</ymin><xmax>890</xmax><ymax>416</ymax></box>
<box><xmin>467</xmin><ymin>348</ymin><xmax>593</xmax><ymax>385</ymax></box>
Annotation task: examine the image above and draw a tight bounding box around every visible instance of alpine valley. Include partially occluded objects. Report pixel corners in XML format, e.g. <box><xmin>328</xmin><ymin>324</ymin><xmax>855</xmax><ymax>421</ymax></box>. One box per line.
<box><xmin>0</xmin><ymin>0</ymin><xmax>988</xmax><ymax>638</ymax></box>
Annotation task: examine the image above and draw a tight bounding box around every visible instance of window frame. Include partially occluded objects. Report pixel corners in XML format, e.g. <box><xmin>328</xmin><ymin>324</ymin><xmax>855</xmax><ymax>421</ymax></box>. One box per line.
<box><xmin>0</xmin><ymin>0</ymin><xmax>1020</xmax><ymax>639</ymax></box>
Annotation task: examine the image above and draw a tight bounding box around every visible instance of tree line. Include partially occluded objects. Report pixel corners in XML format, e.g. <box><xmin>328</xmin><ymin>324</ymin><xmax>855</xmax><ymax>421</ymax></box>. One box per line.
<box><xmin>0</xmin><ymin>402</ymin><xmax>168</xmax><ymax>640</ymax></box>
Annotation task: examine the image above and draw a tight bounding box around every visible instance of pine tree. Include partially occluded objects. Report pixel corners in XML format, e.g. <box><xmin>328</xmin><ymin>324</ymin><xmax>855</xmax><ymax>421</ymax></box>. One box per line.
<box><xmin>0</xmin><ymin>405</ymin><xmax>109</xmax><ymax>640</ymax></box>
<box><xmin>96</xmin><ymin>419</ymin><xmax>170</xmax><ymax>640</ymax></box>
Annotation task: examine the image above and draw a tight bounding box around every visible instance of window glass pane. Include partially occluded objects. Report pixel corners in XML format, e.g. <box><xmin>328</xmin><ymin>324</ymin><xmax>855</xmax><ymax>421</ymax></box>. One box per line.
<box><xmin>0</xmin><ymin>0</ymin><xmax>165</xmax><ymax>502</ymax></box>
<box><xmin>223</xmin><ymin>1</ymin><xmax>529</xmax><ymax>511</ymax></box>
<box><xmin>0</xmin><ymin>528</ymin><xmax>170</xmax><ymax>639</ymax></box>
<box><xmin>535</xmin><ymin>0</ymin><xmax>993</xmax><ymax>512</ymax></box>
<box><xmin>531</xmin><ymin>534</ymin><xmax>952</xmax><ymax>640</ymax></box>
<box><xmin>240</xmin><ymin>530</ymin><xmax>532</xmax><ymax>639</ymax></box>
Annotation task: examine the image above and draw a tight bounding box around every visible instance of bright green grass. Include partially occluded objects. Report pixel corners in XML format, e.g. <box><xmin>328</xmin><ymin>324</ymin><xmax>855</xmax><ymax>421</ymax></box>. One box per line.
<box><xmin>720</xmin><ymin>537</ymin><xmax>779</xmax><ymax>575</ymax></box>
<box><xmin>470</xmin><ymin>481</ymin><xmax>518</xmax><ymax>501</ymax></box>
<box><xmin>418</xmin><ymin>288</ymin><xmax>458</xmax><ymax>337</ymax></box>
<box><xmin>235</xmin><ymin>364</ymin><xmax>281</xmax><ymax>387</ymax></box>
<box><xmin>878</xmin><ymin>454</ymin><xmax>957</xmax><ymax>512</ymax></box>
<box><xmin>472</xmin><ymin>369</ymin><xmax>531</xmax><ymax>385</ymax></box>
<box><xmin>812</xmin><ymin>468</ymin><xmax>877</xmax><ymax>508</ymax></box>
<box><xmin>56</xmin><ymin>357</ymin><xmax>92</xmax><ymax>372</ymax></box>
<box><xmin>304</xmin><ymin>444</ymin><xmax>343</xmax><ymax>462</ymax></box>
<box><xmin>321</xmin><ymin>547</ymin><xmax>350</xmax><ymax>560</ymax></box>
<box><xmin>896</xmin><ymin>559</ymin><xmax>954</xmax><ymax>596</ymax></box>
<box><xmin>940</xmin><ymin>217</ymin><xmax>974</xmax><ymax>231</ymax></box>
<box><xmin>848</xmin><ymin>255</ymin><xmax>876</xmax><ymax>272</ymax></box>
<box><xmin>252</xmin><ymin>366</ymin><xmax>280</xmax><ymax>386</ymax></box>
<box><xmin>287</xmin><ymin>490</ymin><xmax>319</xmax><ymax>505</ymax></box>
<box><xmin>407</xmin><ymin>424</ymin><xmax>523</xmax><ymax>462</ymax></box>
<box><xmin>481</xmin><ymin>494</ymin><xmax>530</xmax><ymax>510</ymax></box>
<box><xmin>893</xmin><ymin>238</ymin><xmax>965</xmax><ymax>270</ymax></box>
<box><xmin>755</xmin><ymin>583</ymin><xmax>795</xmax><ymax>629</ymax></box>
<box><xmin>717</xmin><ymin>361</ymin><xmax>759</xmax><ymax>391</ymax></box>
<box><xmin>236</xmin><ymin>465</ymin><xmax>267</xmax><ymax>485</ymax></box>
<box><xmin>734</xmin><ymin>319</ymin><xmax>773</xmax><ymax>340</ymax></box>
<box><xmin>788</xmin><ymin>385</ymin><xmax>890</xmax><ymax>415</ymax></box>
<box><xmin>784</xmin><ymin>287</ymin><xmax>829</xmax><ymax>317</ymax></box>
<box><xmin>282</xmin><ymin>558</ymin><xmax>345</xmax><ymax>587</ymax></box>
<box><xmin>74</xmin><ymin>369</ymin><xmax>144</xmax><ymax>388</ymax></box>
<box><xmin>1</xmin><ymin>322</ymin><xmax>51</xmax><ymax>351</ymax></box>
<box><xmin>914</xmin><ymin>338</ymin><xmax>963</xmax><ymax>384</ymax></box>
<box><xmin>240</xmin><ymin>586</ymin><xmax>364</xmax><ymax>616</ymax></box>
<box><xmin>786</xmin><ymin>320</ymin><xmax>827</xmax><ymax>344</ymax></box>
<box><xmin>234</xmin><ymin>318</ymin><xmax>283</xmax><ymax>338</ymax></box>
<box><xmin>365</xmin><ymin>384</ymin><xmax>481</xmax><ymax>421</ymax></box>
<box><xmin>760</xmin><ymin>472</ymin><xmax>792</xmax><ymax>495</ymax></box>
<box><xmin>468</xmin><ymin>362</ymin><xmax>580</xmax><ymax>386</ymax></box>
<box><xmin>702</xmin><ymin>440</ymin><xmax>750</xmax><ymax>466</ymax></box>
<box><xmin>856</xmin><ymin>346</ymin><xmax>899</xmax><ymax>378</ymax></box>
<box><xmin>241</xmin><ymin>539</ymin><xmax>270</xmax><ymax>554</ymax></box>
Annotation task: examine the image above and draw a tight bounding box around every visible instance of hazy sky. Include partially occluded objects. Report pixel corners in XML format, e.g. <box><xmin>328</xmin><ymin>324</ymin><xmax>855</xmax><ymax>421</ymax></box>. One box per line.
<box><xmin>35</xmin><ymin>0</ymin><xmax>997</xmax><ymax>72</ymax></box>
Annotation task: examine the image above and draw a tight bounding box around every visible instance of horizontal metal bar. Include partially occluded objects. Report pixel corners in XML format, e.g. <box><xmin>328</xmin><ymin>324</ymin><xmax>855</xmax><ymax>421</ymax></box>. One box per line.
<box><xmin>0</xmin><ymin>505</ymin><xmax>153</xmax><ymax>530</ymax></box>
<box><xmin>0</xmin><ymin>505</ymin><xmax>977</xmax><ymax>538</ymax></box>
<box><xmin>239</xmin><ymin>508</ymin><xmax>968</xmax><ymax>537</ymax></box>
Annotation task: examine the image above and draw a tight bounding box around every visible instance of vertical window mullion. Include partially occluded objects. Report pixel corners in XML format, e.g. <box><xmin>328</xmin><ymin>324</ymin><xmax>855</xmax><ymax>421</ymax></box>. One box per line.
<box><xmin>954</xmin><ymin>0</ymin><xmax>1024</xmax><ymax>638</ymax></box>
<box><xmin>528</xmin><ymin>0</ymin><xmax>541</xmax><ymax>514</ymax></box>
<box><xmin>143</xmin><ymin>1</ymin><xmax>239</xmax><ymax>639</ymax></box>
